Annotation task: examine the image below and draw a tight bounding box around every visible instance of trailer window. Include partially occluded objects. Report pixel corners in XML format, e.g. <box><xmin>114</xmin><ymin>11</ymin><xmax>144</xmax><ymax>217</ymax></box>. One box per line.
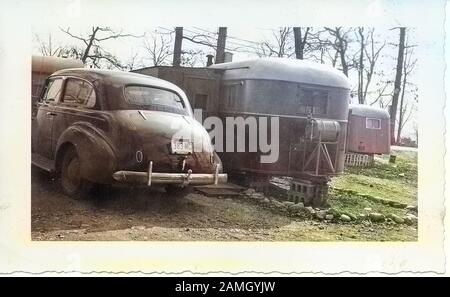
<box><xmin>238</xmin><ymin>80</ymin><xmax>329</xmax><ymax>116</ymax></box>
<box><xmin>299</xmin><ymin>88</ymin><xmax>328</xmax><ymax>115</ymax></box>
<box><xmin>223</xmin><ymin>84</ymin><xmax>240</xmax><ymax>109</ymax></box>
<box><xmin>366</xmin><ymin>118</ymin><xmax>381</xmax><ymax>129</ymax></box>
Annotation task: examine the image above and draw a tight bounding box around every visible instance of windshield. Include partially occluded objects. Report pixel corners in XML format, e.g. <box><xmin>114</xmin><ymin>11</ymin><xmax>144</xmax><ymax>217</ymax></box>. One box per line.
<box><xmin>124</xmin><ymin>85</ymin><xmax>187</xmax><ymax>115</ymax></box>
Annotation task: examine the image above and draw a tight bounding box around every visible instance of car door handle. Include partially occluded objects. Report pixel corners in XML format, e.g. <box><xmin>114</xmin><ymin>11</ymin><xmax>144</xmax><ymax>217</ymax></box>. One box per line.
<box><xmin>46</xmin><ymin>112</ymin><xmax>57</xmax><ymax>116</ymax></box>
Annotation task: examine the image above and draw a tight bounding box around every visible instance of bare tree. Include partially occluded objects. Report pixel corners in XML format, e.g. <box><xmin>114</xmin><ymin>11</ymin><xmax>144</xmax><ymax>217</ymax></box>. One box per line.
<box><xmin>171</xmin><ymin>27</ymin><xmax>250</xmax><ymax>62</ymax></box>
<box><xmin>354</xmin><ymin>28</ymin><xmax>386</xmax><ymax>104</ymax></box>
<box><xmin>306</xmin><ymin>29</ymin><xmax>336</xmax><ymax>64</ymax></box>
<box><xmin>181</xmin><ymin>49</ymin><xmax>206</xmax><ymax>67</ymax></box>
<box><xmin>396</xmin><ymin>42</ymin><xmax>417</xmax><ymax>143</ymax></box>
<box><xmin>143</xmin><ymin>30</ymin><xmax>173</xmax><ymax>66</ymax></box>
<box><xmin>324</xmin><ymin>27</ymin><xmax>352</xmax><ymax>76</ymax></box>
<box><xmin>390</xmin><ymin>27</ymin><xmax>406</xmax><ymax>144</ymax></box>
<box><xmin>356</xmin><ymin>27</ymin><xmax>365</xmax><ymax>103</ymax></box>
<box><xmin>182</xmin><ymin>30</ymin><xmax>217</xmax><ymax>49</ymax></box>
<box><xmin>257</xmin><ymin>27</ymin><xmax>293</xmax><ymax>58</ymax></box>
<box><xmin>123</xmin><ymin>51</ymin><xmax>144</xmax><ymax>71</ymax></box>
<box><xmin>369</xmin><ymin>80</ymin><xmax>393</xmax><ymax>107</ymax></box>
<box><xmin>34</xmin><ymin>33</ymin><xmax>65</xmax><ymax>57</ymax></box>
<box><xmin>61</xmin><ymin>26</ymin><xmax>140</xmax><ymax>69</ymax></box>
<box><xmin>293</xmin><ymin>27</ymin><xmax>311</xmax><ymax>60</ymax></box>
<box><xmin>144</xmin><ymin>27</ymin><xmax>207</xmax><ymax>67</ymax></box>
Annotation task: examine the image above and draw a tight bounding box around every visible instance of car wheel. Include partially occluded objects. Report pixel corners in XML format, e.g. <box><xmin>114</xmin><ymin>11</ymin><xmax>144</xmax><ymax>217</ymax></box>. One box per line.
<box><xmin>60</xmin><ymin>147</ymin><xmax>91</xmax><ymax>199</ymax></box>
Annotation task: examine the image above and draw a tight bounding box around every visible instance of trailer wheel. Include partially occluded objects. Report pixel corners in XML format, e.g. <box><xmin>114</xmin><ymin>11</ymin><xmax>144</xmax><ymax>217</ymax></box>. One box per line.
<box><xmin>60</xmin><ymin>147</ymin><xmax>92</xmax><ymax>199</ymax></box>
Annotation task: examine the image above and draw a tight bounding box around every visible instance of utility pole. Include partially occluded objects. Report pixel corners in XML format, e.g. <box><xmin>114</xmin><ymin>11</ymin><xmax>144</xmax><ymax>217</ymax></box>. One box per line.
<box><xmin>215</xmin><ymin>27</ymin><xmax>227</xmax><ymax>64</ymax></box>
<box><xmin>390</xmin><ymin>27</ymin><xmax>406</xmax><ymax>145</ymax></box>
<box><xmin>173</xmin><ymin>27</ymin><xmax>183</xmax><ymax>67</ymax></box>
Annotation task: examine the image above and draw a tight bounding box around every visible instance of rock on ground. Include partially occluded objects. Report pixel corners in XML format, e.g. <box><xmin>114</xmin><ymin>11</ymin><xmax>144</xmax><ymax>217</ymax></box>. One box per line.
<box><xmin>283</xmin><ymin>201</ymin><xmax>295</xmax><ymax>207</ymax></box>
<box><xmin>369</xmin><ymin>213</ymin><xmax>385</xmax><ymax>223</ymax></box>
<box><xmin>305</xmin><ymin>206</ymin><xmax>316</xmax><ymax>215</ymax></box>
<box><xmin>340</xmin><ymin>214</ymin><xmax>351</xmax><ymax>222</ymax></box>
<box><xmin>406</xmin><ymin>205</ymin><xmax>418</xmax><ymax>212</ymax></box>
<box><xmin>387</xmin><ymin>214</ymin><xmax>405</xmax><ymax>224</ymax></box>
<box><xmin>325</xmin><ymin>214</ymin><xmax>334</xmax><ymax>221</ymax></box>
<box><xmin>289</xmin><ymin>203</ymin><xmax>305</xmax><ymax>213</ymax></box>
<box><xmin>316</xmin><ymin>210</ymin><xmax>327</xmax><ymax>220</ymax></box>
<box><xmin>403</xmin><ymin>214</ymin><xmax>418</xmax><ymax>225</ymax></box>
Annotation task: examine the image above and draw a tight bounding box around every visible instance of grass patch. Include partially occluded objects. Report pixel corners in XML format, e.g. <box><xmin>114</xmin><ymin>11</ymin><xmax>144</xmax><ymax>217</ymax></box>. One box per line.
<box><xmin>331</xmin><ymin>173</ymin><xmax>416</xmax><ymax>204</ymax></box>
<box><xmin>330</xmin><ymin>149</ymin><xmax>417</xmax><ymax>205</ymax></box>
<box><xmin>329</xmin><ymin>148</ymin><xmax>418</xmax><ymax>215</ymax></box>
<box><xmin>345</xmin><ymin>152</ymin><xmax>417</xmax><ymax>187</ymax></box>
<box><xmin>328</xmin><ymin>189</ymin><xmax>409</xmax><ymax>218</ymax></box>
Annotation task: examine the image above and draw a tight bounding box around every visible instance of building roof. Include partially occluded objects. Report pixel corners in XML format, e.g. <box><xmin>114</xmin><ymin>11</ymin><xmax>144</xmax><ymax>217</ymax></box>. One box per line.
<box><xmin>50</xmin><ymin>68</ymin><xmax>186</xmax><ymax>95</ymax></box>
<box><xmin>349</xmin><ymin>104</ymin><xmax>390</xmax><ymax>119</ymax></box>
<box><xmin>32</xmin><ymin>55</ymin><xmax>84</xmax><ymax>75</ymax></box>
<box><xmin>209</xmin><ymin>57</ymin><xmax>351</xmax><ymax>89</ymax></box>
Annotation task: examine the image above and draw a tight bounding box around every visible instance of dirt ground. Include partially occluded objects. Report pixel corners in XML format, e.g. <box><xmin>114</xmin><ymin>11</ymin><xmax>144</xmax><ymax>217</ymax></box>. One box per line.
<box><xmin>31</xmin><ymin>168</ymin><xmax>417</xmax><ymax>241</ymax></box>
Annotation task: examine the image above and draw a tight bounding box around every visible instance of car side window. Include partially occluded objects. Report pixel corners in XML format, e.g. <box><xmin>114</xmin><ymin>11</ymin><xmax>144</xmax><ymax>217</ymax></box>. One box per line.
<box><xmin>42</xmin><ymin>78</ymin><xmax>63</xmax><ymax>103</ymax></box>
<box><xmin>62</xmin><ymin>78</ymin><xmax>96</xmax><ymax>108</ymax></box>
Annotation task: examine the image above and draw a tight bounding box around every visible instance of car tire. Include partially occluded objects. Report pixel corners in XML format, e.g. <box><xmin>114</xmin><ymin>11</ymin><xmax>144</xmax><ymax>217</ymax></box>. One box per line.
<box><xmin>60</xmin><ymin>147</ymin><xmax>92</xmax><ymax>199</ymax></box>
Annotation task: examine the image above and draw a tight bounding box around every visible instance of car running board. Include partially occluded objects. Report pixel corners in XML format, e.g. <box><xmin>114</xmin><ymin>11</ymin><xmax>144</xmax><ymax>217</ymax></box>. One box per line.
<box><xmin>31</xmin><ymin>153</ymin><xmax>55</xmax><ymax>172</ymax></box>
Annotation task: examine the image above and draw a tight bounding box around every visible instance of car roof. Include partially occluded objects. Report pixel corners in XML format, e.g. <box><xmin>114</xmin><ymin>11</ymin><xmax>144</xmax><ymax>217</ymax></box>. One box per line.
<box><xmin>50</xmin><ymin>68</ymin><xmax>186</xmax><ymax>94</ymax></box>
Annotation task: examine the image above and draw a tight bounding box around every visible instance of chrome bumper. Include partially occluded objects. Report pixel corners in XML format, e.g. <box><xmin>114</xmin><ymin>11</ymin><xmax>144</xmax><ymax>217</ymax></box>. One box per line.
<box><xmin>112</xmin><ymin>162</ymin><xmax>227</xmax><ymax>186</ymax></box>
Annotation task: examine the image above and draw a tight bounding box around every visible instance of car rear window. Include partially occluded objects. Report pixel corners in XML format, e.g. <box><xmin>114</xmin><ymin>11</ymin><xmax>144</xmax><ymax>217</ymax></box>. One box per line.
<box><xmin>124</xmin><ymin>85</ymin><xmax>187</xmax><ymax>115</ymax></box>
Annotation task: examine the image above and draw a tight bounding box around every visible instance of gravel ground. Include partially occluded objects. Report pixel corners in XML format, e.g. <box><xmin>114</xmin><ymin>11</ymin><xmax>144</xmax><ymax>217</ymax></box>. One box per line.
<box><xmin>31</xmin><ymin>168</ymin><xmax>417</xmax><ymax>241</ymax></box>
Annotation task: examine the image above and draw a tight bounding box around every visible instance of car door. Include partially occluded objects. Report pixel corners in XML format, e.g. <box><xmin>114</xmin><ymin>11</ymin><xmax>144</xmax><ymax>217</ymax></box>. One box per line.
<box><xmin>51</xmin><ymin>77</ymin><xmax>98</xmax><ymax>155</ymax></box>
<box><xmin>33</xmin><ymin>77</ymin><xmax>63</xmax><ymax>159</ymax></box>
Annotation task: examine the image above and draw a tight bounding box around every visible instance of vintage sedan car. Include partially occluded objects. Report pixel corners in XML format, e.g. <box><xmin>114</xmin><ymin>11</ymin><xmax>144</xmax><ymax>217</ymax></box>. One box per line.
<box><xmin>31</xmin><ymin>68</ymin><xmax>227</xmax><ymax>198</ymax></box>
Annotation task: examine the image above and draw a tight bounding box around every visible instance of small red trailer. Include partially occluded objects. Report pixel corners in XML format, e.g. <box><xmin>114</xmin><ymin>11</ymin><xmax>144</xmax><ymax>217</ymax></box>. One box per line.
<box><xmin>345</xmin><ymin>104</ymin><xmax>390</xmax><ymax>166</ymax></box>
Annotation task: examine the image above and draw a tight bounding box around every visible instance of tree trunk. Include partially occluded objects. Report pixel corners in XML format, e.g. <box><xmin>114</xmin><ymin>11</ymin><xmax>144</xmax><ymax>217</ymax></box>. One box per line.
<box><xmin>358</xmin><ymin>28</ymin><xmax>364</xmax><ymax>103</ymax></box>
<box><xmin>215</xmin><ymin>27</ymin><xmax>227</xmax><ymax>64</ymax></box>
<box><xmin>390</xmin><ymin>27</ymin><xmax>406</xmax><ymax>145</ymax></box>
<box><xmin>172</xmin><ymin>27</ymin><xmax>183</xmax><ymax>67</ymax></box>
<box><xmin>293</xmin><ymin>27</ymin><xmax>303</xmax><ymax>59</ymax></box>
<box><xmin>339</xmin><ymin>46</ymin><xmax>348</xmax><ymax>76</ymax></box>
<box><xmin>336</xmin><ymin>29</ymin><xmax>348</xmax><ymax>76</ymax></box>
<box><xmin>81</xmin><ymin>27</ymin><xmax>99</xmax><ymax>63</ymax></box>
<box><xmin>396</xmin><ymin>57</ymin><xmax>408</xmax><ymax>143</ymax></box>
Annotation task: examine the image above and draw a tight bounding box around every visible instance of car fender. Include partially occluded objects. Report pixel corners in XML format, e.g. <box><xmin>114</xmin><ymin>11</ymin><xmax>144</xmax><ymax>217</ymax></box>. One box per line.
<box><xmin>55</xmin><ymin>122</ymin><xmax>117</xmax><ymax>183</ymax></box>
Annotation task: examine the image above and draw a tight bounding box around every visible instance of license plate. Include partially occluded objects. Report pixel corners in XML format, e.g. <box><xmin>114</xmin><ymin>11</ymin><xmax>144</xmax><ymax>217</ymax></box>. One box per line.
<box><xmin>171</xmin><ymin>139</ymin><xmax>193</xmax><ymax>154</ymax></box>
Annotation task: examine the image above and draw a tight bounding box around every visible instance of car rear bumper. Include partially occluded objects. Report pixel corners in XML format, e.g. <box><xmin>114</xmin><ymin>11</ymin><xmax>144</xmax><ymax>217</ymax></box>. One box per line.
<box><xmin>112</xmin><ymin>162</ymin><xmax>227</xmax><ymax>186</ymax></box>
